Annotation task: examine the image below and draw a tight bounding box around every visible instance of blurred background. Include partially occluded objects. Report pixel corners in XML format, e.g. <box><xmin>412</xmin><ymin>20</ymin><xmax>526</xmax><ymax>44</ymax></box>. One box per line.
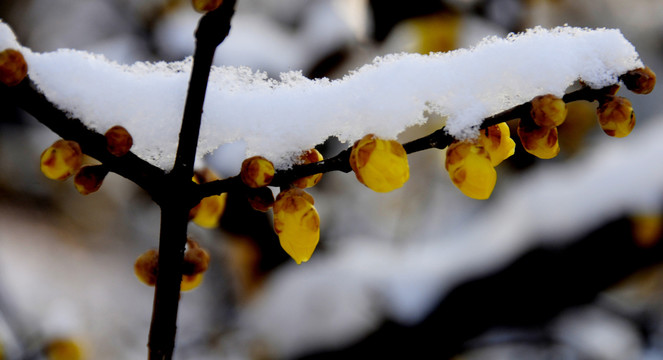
<box><xmin>1</xmin><ymin>0</ymin><xmax>663</xmax><ymax>359</ymax></box>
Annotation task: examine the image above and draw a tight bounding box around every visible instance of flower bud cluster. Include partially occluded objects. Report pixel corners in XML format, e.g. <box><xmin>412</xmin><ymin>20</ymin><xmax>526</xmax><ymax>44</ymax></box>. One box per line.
<box><xmin>39</xmin><ymin>126</ymin><xmax>134</xmax><ymax>195</ymax></box>
<box><xmin>134</xmin><ymin>239</ymin><xmax>210</xmax><ymax>292</ymax></box>
<box><xmin>517</xmin><ymin>95</ymin><xmax>566</xmax><ymax>159</ymax></box>
<box><xmin>445</xmin><ymin>123</ymin><xmax>515</xmax><ymax>200</ymax></box>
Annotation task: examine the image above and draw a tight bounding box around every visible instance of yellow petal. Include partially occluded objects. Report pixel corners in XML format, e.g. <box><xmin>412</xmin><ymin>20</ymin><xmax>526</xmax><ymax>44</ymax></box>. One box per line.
<box><xmin>479</xmin><ymin>123</ymin><xmax>516</xmax><ymax>166</ymax></box>
<box><xmin>181</xmin><ymin>273</ymin><xmax>204</xmax><ymax>292</ymax></box>
<box><xmin>191</xmin><ymin>193</ymin><xmax>227</xmax><ymax>228</ymax></box>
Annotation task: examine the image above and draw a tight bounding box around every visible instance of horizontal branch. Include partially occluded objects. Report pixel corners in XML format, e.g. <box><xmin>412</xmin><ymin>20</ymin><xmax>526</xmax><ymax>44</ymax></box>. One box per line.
<box><xmin>4</xmin><ymin>74</ymin><xmax>622</xmax><ymax>205</ymax></box>
<box><xmin>198</xmin><ymin>83</ymin><xmax>617</xmax><ymax>200</ymax></box>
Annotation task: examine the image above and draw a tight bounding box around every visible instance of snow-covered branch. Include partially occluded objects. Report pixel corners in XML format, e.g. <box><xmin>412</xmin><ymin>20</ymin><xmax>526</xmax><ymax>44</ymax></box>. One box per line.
<box><xmin>0</xmin><ymin>22</ymin><xmax>643</xmax><ymax>169</ymax></box>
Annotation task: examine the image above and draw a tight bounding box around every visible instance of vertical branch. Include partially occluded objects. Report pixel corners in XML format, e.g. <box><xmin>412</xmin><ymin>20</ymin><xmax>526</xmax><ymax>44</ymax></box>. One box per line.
<box><xmin>147</xmin><ymin>206</ymin><xmax>191</xmax><ymax>360</ymax></box>
<box><xmin>147</xmin><ymin>2</ymin><xmax>237</xmax><ymax>360</ymax></box>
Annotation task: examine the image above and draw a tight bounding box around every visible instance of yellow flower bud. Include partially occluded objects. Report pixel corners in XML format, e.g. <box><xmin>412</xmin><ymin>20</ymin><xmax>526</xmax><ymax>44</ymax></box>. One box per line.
<box><xmin>349</xmin><ymin>134</ymin><xmax>409</xmax><ymax>193</ymax></box>
<box><xmin>105</xmin><ymin>125</ymin><xmax>133</xmax><ymax>157</ymax></box>
<box><xmin>622</xmin><ymin>66</ymin><xmax>656</xmax><ymax>95</ymax></box>
<box><xmin>134</xmin><ymin>249</ymin><xmax>159</xmax><ymax>287</ymax></box>
<box><xmin>45</xmin><ymin>338</ymin><xmax>83</xmax><ymax>360</ymax></box>
<box><xmin>630</xmin><ymin>213</ymin><xmax>662</xmax><ymax>248</ymax></box>
<box><xmin>273</xmin><ymin>188</ymin><xmax>320</xmax><ymax>264</ymax></box>
<box><xmin>73</xmin><ymin>165</ymin><xmax>108</xmax><ymax>195</ymax></box>
<box><xmin>0</xmin><ymin>49</ymin><xmax>27</xmax><ymax>87</ymax></box>
<box><xmin>478</xmin><ymin>122</ymin><xmax>515</xmax><ymax>166</ymax></box>
<box><xmin>190</xmin><ymin>169</ymin><xmax>227</xmax><ymax>228</ymax></box>
<box><xmin>445</xmin><ymin>141</ymin><xmax>496</xmax><ymax>200</ymax></box>
<box><xmin>292</xmin><ymin>149</ymin><xmax>324</xmax><ymax>189</ymax></box>
<box><xmin>517</xmin><ymin>121</ymin><xmax>560</xmax><ymax>159</ymax></box>
<box><xmin>530</xmin><ymin>94</ymin><xmax>567</xmax><ymax>128</ymax></box>
<box><xmin>597</xmin><ymin>95</ymin><xmax>635</xmax><ymax>138</ymax></box>
<box><xmin>241</xmin><ymin>156</ymin><xmax>275</xmax><ymax>188</ymax></box>
<box><xmin>40</xmin><ymin>140</ymin><xmax>84</xmax><ymax>180</ymax></box>
<box><xmin>181</xmin><ymin>273</ymin><xmax>204</xmax><ymax>292</ymax></box>
<box><xmin>192</xmin><ymin>0</ymin><xmax>223</xmax><ymax>13</ymax></box>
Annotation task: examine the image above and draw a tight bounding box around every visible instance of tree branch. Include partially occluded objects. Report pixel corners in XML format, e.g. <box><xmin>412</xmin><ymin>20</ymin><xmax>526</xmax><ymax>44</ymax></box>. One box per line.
<box><xmin>147</xmin><ymin>2</ymin><xmax>237</xmax><ymax>360</ymax></box>
<box><xmin>198</xmin><ymin>83</ymin><xmax>617</xmax><ymax>199</ymax></box>
<box><xmin>2</xmin><ymin>80</ymin><xmax>168</xmax><ymax>199</ymax></box>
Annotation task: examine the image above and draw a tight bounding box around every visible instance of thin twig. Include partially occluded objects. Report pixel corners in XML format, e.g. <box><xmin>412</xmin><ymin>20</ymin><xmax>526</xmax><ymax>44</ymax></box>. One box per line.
<box><xmin>2</xmin><ymin>80</ymin><xmax>167</xmax><ymax>198</ymax></box>
<box><xmin>198</xmin><ymin>83</ymin><xmax>616</xmax><ymax>198</ymax></box>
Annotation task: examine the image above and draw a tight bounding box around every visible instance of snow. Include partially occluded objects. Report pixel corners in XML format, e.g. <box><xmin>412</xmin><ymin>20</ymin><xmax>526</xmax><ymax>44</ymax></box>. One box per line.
<box><xmin>0</xmin><ymin>20</ymin><xmax>643</xmax><ymax>170</ymax></box>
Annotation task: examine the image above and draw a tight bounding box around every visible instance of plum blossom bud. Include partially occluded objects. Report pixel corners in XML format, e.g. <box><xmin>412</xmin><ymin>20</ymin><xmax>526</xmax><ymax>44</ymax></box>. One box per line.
<box><xmin>478</xmin><ymin>122</ymin><xmax>515</xmax><ymax>166</ymax></box>
<box><xmin>349</xmin><ymin>134</ymin><xmax>409</xmax><ymax>193</ymax></box>
<box><xmin>445</xmin><ymin>141</ymin><xmax>496</xmax><ymax>200</ymax></box>
<box><xmin>530</xmin><ymin>94</ymin><xmax>567</xmax><ymax>128</ymax></box>
<box><xmin>273</xmin><ymin>188</ymin><xmax>320</xmax><ymax>264</ymax></box>
<box><xmin>517</xmin><ymin>120</ymin><xmax>560</xmax><ymax>159</ymax></box>
<box><xmin>40</xmin><ymin>140</ymin><xmax>83</xmax><ymax>180</ymax></box>
<box><xmin>241</xmin><ymin>156</ymin><xmax>275</xmax><ymax>188</ymax></box>
<box><xmin>292</xmin><ymin>149</ymin><xmax>324</xmax><ymax>189</ymax></box>
<box><xmin>0</xmin><ymin>49</ymin><xmax>27</xmax><ymax>87</ymax></box>
<box><xmin>622</xmin><ymin>66</ymin><xmax>656</xmax><ymax>95</ymax></box>
<box><xmin>597</xmin><ymin>95</ymin><xmax>635</xmax><ymax>138</ymax></box>
<box><xmin>73</xmin><ymin>165</ymin><xmax>108</xmax><ymax>195</ymax></box>
<box><xmin>105</xmin><ymin>125</ymin><xmax>133</xmax><ymax>157</ymax></box>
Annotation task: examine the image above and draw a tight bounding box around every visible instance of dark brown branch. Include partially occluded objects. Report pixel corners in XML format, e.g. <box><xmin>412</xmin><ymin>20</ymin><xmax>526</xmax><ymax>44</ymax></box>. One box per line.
<box><xmin>3</xmin><ymin>80</ymin><xmax>167</xmax><ymax>198</ymax></box>
<box><xmin>147</xmin><ymin>2</ymin><xmax>237</xmax><ymax>360</ymax></box>
<box><xmin>198</xmin><ymin>83</ymin><xmax>617</xmax><ymax>199</ymax></box>
<box><xmin>172</xmin><ymin>0</ymin><xmax>237</xmax><ymax>177</ymax></box>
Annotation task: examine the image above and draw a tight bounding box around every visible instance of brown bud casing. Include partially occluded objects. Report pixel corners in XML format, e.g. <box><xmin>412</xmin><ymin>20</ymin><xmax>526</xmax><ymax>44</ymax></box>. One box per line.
<box><xmin>0</xmin><ymin>49</ymin><xmax>27</xmax><ymax>87</ymax></box>
<box><xmin>246</xmin><ymin>186</ymin><xmax>275</xmax><ymax>212</ymax></box>
<box><xmin>183</xmin><ymin>247</ymin><xmax>210</xmax><ymax>276</ymax></box>
<box><xmin>134</xmin><ymin>249</ymin><xmax>159</xmax><ymax>286</ymax></box>
<box><xmin>74</xmin><ymin>165</ymin><xmax>109</xmax><ymax>195</ymax></box>
<box><xmin>105</xmin><ymin>125</ymin><xmax>133</xmax><ymax>157</ymax></box>
<box><xmin>622</xmin><ymin>67</ymin><xmax>656</xmax><ymax>94</ymax></box>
